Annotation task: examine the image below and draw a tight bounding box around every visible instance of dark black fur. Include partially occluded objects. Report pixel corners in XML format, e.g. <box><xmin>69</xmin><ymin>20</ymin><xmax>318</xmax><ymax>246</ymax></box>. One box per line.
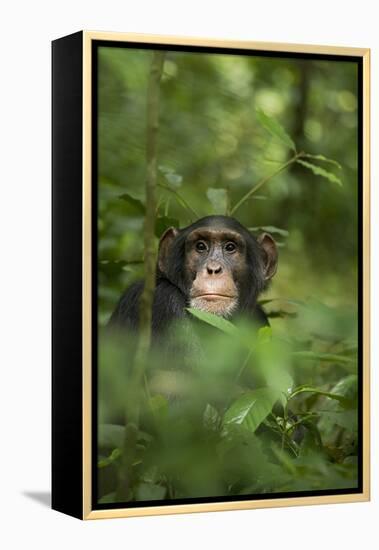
<box><xmin>109</xmin><ymin>215</ymin><xmax>270</xmax><ymax>332</ymax></box>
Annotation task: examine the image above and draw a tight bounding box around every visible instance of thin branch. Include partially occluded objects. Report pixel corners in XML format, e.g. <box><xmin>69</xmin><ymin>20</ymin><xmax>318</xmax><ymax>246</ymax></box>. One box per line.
<box><xmin>158</xmin><ymin>182</ymin><xmax>199</xmax><ymax>218</ymax></box>
<box><xmin>116</xmin><ymin>51</ymin><xmax>165</xmax><ymax>502</ymax></box>
<box><xmin>230</xmin><ymin>153</ymin><xmax>303</xmax><ymax>216</ymax></box>
<box><xmin>131</xmin><ymin>51</ymin><xmax>166</xmax><ymax>419</ymax></box>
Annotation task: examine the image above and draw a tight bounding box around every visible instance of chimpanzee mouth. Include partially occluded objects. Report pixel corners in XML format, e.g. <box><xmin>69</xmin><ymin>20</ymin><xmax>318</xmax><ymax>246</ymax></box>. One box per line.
<box><xmin>190</xmin><ymin>295</ymin><xmax>238</xmax><ymax>318</ymax></box>
<box><xmin>196</xmin><ymin>293</ymin><xmax>235</xmax><ymax>300</ymax></box>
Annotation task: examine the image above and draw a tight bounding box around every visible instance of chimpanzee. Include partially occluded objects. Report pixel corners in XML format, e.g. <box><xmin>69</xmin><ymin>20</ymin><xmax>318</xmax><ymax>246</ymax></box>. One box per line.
<box><xmin>109</xmin><ymin>215</ymin><xmax>278</xmax><ymax>333</ymax></box>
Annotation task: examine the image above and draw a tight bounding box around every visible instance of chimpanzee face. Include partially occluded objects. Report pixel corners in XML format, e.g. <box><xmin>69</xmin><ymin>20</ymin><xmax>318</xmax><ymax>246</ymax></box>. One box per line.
<box><xmin>184</xmin><ymin>226</ymin><xmax>247</xmax><ymax>316</ymax></box>
<box><xmin>158</xmin><ymin>216</ymin><xmax>278</xmax><ymax>318</ymax></box>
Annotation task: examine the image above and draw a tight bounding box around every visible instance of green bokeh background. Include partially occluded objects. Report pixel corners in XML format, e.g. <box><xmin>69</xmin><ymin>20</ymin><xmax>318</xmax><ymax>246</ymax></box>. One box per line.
<box><xmin>98</xmin><ymin>46</ymin><xmax>359</xmax><ymax>326</ymax></box>
<box><xmin>96</xmin><ymin>47</ymin><xmax>360</xmax><ymax>502</ymax></box>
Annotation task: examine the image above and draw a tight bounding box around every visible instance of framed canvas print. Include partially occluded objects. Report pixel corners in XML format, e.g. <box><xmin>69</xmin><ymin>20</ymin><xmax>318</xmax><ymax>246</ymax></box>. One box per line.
<box><xmin>52</xmin><ymin>31</ymin><xmax>370</xmax><ymax>520</ymax></box>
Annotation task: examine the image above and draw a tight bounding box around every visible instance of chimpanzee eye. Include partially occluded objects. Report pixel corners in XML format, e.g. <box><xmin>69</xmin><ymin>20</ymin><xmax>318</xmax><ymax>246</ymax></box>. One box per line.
<box><xmin>225</xmin><ymin>242</ymin><xmax>237</xmax><ymax>253</ymax></box>
<box><xmin>196</xmin><ymin>241</ymin><xmax>207</xmax><ymax>252</ymax></box>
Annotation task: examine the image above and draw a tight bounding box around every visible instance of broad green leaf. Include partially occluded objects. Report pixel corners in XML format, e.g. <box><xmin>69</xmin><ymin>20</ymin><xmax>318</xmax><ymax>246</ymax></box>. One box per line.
<box><xmin>223</xmin><ymin>388</ymin><xmax>280</xmax><ymax>432</ymax></box>
<box><xmin>187</xmin><ymin>307</ymin><xmax>239</xmax><ymax>337</ymax></box>
<box><xmin>135</xmin><ymin>482</ymin><xmax>166</xmax><ymax>501</ymax></box>
<box><xmin>296</xmin><ymin>159</ymin><xmax>342</xmax><ymax>186</ymax></box>
<box><xmin>303</xmin><ymin>153</ymin><xmax>342</xmax><ymax>169</ymax></box>
<box><xmin>288</xmin><ymin>385</ymin><xmax>348</xmax><ymax>405</ymax></box>
<box><xmin>330</xmin><ymin>374</ymin><xmax>358</xmax><ymax>401</ymax></box>
<box><xmin>207</xmin><ymin>188</ymin><xmax>228</xmax><ymax>214</ymax></box>
<box><xmin>119</xmin><ymin>193</ymin><xmax>146</xmax><ymax>214</ymax></box>
<box><xmin>270</xmin><ymin>445</ymin><xmax>297</xmax><ymax>474</ymax></box>
<box><xmin>320</xmin><ymin>410</ymin><xmax>358</xmax><ymax>432</ymax></box>
<box><xmin>293</xmin><ymin>351</ymin><xmax>354</xmax><ymax>365</ymax></box>
<box><xmin>249</xmin><ymin>225</ymin><xmax>289</xmax><ymax>237</ymax></box>
<box><xmin>254</xmin><ymin>329</ymin><xmax>294</xmax><ymax>396</ymax></box>
<box><xmin>256</xmin><ymin>109</ymin><xmax>296</xmax><ymax>152</ymax></box>
<box><xmin>155</xmin><ymin>216</ymin><xmax>179</xmax><ymax>238</ymax></box>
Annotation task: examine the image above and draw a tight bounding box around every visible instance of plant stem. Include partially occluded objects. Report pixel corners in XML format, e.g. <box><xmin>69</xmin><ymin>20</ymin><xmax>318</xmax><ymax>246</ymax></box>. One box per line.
<box><xmin>230</xmin><ymin>153</ymin><xmax>303</xmax><ymax>216</ymax></box>
<box><xmin>131</xmin><ymin>51</ymin><xmax>166</xmax><ymax>422</ymax></box>
<box><xmin>158</xmin><ymin>182</ymin><xmax>199</xmax><ymax>218</ymax></box>
<box><xmin>116</xmin><ymin>51</ymin><xmax>165</xmax><ymax>501</ymax></box>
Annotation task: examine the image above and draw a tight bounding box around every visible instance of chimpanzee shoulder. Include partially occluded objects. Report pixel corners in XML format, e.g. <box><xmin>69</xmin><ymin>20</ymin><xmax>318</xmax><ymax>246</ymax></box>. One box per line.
<box><xmin>108</xmin><ymin>277</ymin><xmax>187</xmax><ymax>333</ymax></box>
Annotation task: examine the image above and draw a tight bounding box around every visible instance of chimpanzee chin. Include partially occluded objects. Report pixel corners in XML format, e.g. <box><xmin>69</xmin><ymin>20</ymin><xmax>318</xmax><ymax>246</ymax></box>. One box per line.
<box><xmin>109</xmin><ymin>215</ymin><xmax>278</xmax><ymax>333</ymax></box>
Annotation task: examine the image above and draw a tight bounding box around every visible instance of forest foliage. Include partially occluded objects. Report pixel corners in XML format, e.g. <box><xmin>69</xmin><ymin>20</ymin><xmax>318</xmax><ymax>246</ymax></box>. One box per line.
<box><xmin>96</xmin><ymin>46</ymin><xmax>360</xmax><ymax>503</ymax></box>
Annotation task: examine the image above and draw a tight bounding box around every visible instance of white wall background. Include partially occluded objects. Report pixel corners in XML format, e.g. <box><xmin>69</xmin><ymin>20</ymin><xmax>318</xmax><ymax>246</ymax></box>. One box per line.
<box><xmin>0</xmin><ymin>1</ymin><xmax>376</xmax><ymax>548</ymax></box>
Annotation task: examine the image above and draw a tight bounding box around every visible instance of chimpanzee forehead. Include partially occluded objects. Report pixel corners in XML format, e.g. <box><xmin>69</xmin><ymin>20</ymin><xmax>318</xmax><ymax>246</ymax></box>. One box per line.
<box><xmin>186</xmin><ymin>227</ymin><xmax>245</xmax><ymax>245</ymax></box>
<box><xmin>181</xmin><ymin>215</ymin><xmax>253</xmax><ymax>244</ymax></box>
<box><xmin>183</xmin><ymin>216</ymin><xmax>249</xmax><ymax>233</ymax></box>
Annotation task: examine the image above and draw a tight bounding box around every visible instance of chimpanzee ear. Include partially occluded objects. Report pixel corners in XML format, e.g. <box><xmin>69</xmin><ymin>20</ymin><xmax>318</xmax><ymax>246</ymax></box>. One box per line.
<box><xmin>158</xmin><ymin>226</ymin><xmax>179</xmax><ymax>275</ymax></box>
<box><xmin>257</xmin><ymin>232</ymin><xmax>278</xmax><ymax>280</ymax></box>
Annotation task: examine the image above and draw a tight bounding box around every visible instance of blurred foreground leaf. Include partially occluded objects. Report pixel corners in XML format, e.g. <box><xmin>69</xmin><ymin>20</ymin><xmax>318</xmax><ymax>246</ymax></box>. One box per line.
<box><xmin>289</xmin><ymin>385</ymin><xmax>349</xmax><ymax>406</ymax></box>
<box><xmin>293</xmin><ymin>351</ymin><xmax>355</xmax><ymax>365</ymax></box>
<box><xmin>223</xmin><ymin>388</ymin><xmax>279</xmax><ymax>433</ymax></box>
<box><xmin>187</xmin><ymin>307</ymin><xmax>239</xmax><ymax>337</ymax></box>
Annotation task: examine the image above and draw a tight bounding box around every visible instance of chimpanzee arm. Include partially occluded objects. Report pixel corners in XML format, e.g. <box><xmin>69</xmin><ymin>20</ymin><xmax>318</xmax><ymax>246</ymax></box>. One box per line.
<box><xmin>151</xmin><ymin>278</ymin><xmax>187</xmax><ymax>332</ymax></box>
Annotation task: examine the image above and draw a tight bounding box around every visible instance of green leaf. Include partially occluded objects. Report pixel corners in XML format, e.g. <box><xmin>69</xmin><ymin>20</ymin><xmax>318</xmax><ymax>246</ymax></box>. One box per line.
<box><xmin>288</xmin><ymin>385</ymin><xmax>349</xmax><ymax>405</ymax></box>
<box><xmin>207</xmin><ymin>188</ymin><xmax>228</xmax><ymax>214</ymax></box>
<box><xmin>159</xmin><ymin>165</ymin><xmax>183</xmax><ymax>187</ymax></box>
<box><xmin>187</xmin><ymin>307</ymin><xmax>239</xmax><ymax>337</ymax></box>
<box><xmin>296</xmin><ymin>159</ymin><xmax>342</xmax><ymax>186</ymax></box>
<box><xmin>155</xmin><ymin>216</ymin><xmax>179</xmax><ymax>238</ymax></box>
<box><xmin>330</xmin><ymin>375</ymin><xmax>358</xmax><ymax>401</ymax></box>
<box><xmin>98</xmin><ymin>448</ymin><xmax>122</xmax><ymax>468</ymax></box>
<box><xmin>249</xmin><ymin>225</ymin><xmax>289</xmax><ymax>237</ymax></box>
<box><xmin>119</xmin><ymin>193</ymin><xmax>146</xmax><ymax>214</ymax></box>
<box><xmin>165</xmin><ymin>173</ymin><xmax>183</xmax><ymax>187</ymax></box>
<box><xmin>255</xmin><ymin>328</ymin><xmax>294</xmax><ymax>396</ymax></box>
<box><xmin>256</xmin><ymin>109</ymin><xmax>296</xmax><ymax>152</ymax></box>
<box><xmin>320</xmin><ymin>410</ymin><xmax>358</xmax><ymax>432</ymax></box>
<box><xmin>203</xmin><ymin>403</ymin><xmax>221</xmax><ymax>431</ymax></box>
<box><xmin>249</xmin><ymin>195</ymin><xmax>268</xmax><ymax>201</ymax></box>
<box><xmin>293</xmin><ymin>351</ymin><xmax>354</xmax><ymax>365</ymax></box>
<box><xmin>135</xmin><ymin>482</ymin><xmax>166</xmax><ymax>501</ymax></box>
<box><xmin>223</xmin><ymin>388</ymin><xmax>279</xmax><ymax>433</ymax></box>
<box><xmin>257</xmin><ymin>326</ymin><xmax>272</xmax><ymax>344</ymax></box>
<box><xmin>302</xmin><ymin>153</ymin><xmax>342</xmax><ymax>169</ymax></box>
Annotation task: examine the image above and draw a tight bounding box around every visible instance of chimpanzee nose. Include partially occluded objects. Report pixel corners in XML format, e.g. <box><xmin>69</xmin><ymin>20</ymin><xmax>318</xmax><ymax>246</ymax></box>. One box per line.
<box><xmin>206</xmin><ymin>262</ymin><xmax>223</xmax><ymax>275</ymax></box>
